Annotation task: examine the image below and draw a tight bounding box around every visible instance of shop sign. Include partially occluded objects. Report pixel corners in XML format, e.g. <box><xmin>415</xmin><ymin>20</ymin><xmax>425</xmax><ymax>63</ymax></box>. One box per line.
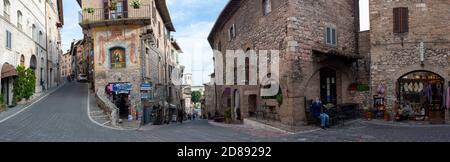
<box><xmin>113</xmin><ymin>83</ymin><xmax>132</xmax><ymax>94</ymax></box>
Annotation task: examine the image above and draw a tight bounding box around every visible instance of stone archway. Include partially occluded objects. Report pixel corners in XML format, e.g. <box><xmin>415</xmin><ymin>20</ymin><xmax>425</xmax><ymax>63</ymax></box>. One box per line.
<box><xmin>1</xmin><ymin>63</ymin><xmax>18</xmax><ymax>106</ymax></box>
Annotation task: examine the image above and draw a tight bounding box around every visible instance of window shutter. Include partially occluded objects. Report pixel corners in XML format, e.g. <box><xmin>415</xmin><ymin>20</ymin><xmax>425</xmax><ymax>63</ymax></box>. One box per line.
<box><xmin>402</xmin><ymin>7</ymin><xmax>409</xmax><ymax>33</ymax></box>
<box><xmin>103</xmin><ymin>0</ymin><xmax>110</xmax><ymax>20</ymax></box>
<box><xmin>332</xmin><ymin>28</ymin><xmax>336</xmax><ymax>45</ymax></box>
<box><xmin>326</xmin><ymin>27</ymin><xmax>331</xmax><ymax>44</ymax></box>
<box><xmin>123</xmin><ymin>0</ymin><xmax>128</xmax><ymax>18</ymax></box>
<box><xmin>394</xmin><ymin>7</ymin><xmax>408</xmax><ymax>33</ymax></box>
<box><xmin>393</xmin><ymin>8</ymin><xmax>400</xmax><ymax>33</ymax></box>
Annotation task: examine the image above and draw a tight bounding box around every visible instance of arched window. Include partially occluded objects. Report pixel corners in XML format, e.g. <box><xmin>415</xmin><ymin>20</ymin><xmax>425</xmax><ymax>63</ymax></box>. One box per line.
<box><xmin>20</xmin><ymin>55</ymin><xmax>25</xmax><ymax>66</ymax></box>
<box><xmin>3</xmin><ymin>0</ymin><xmax>11</xmax><ymax>21</ymax></box>
<box><xmin>110</xmin><ymin>47</ymin><xmax>126</xmax><ymax>69</ymax></box>
<box><xmin>245</xmin><ymin>48</ymin><xmax>251</xmax><ymax>85</ymax></box>
<box><xmin>39</xmin><ymin>31</ymin><xmax>43</xmax><ymax>44</ymax></box>
<box><xmin>32</xmin><ymin>24</ymin><xmax>36</xmax><ymax>39</ymax></box>
<box><xmin>263</xmin><ymin>0</ymin><xmax>272</xmax><ymax>15</ymax></box>
<box><xmin>234</xmin><ymin>58</ymin><xmax>237</xmax><ymax>85</ymax></box>
<box><xmin>17</xmin><ymin>11</ymin><xmax>23</xmax><ymax>30</ymax></box>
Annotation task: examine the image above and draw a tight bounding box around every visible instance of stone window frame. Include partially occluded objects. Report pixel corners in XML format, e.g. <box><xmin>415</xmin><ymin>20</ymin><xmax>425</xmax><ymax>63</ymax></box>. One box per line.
<box><xmin>20</xmin><ymin>54</ymin><xmax>25</xmax><ymax>65</ymax></box>
<box><xmin>325</xmin><ymin>25</ymin><xmax>337</xmax><ymax>47</ymax></box>
<box><xmin>5</xmin><ymin>30</ymin><xmax>12</xmax><ymax>50</ymax></box>
<box><xmin>263</xmin><ymin>0</ymin><xmax>272</xmax><ymax>16</ymax></box>
<box><xmin>3</xmin><ymin>0</ymin><xmax>11</xmax><ymax>21</ymax></box>
<box><xmin>228</xmin><ymin>24</ymin><xmax>236</xmax><ymax>41</ymax></box>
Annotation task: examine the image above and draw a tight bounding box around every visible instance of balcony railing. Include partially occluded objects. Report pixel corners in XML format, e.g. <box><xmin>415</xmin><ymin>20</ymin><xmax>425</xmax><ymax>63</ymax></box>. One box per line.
<box><xmin>79</xmin><ymin>5</ymin><xmax>151</xmax><ymax>26</ymax></box>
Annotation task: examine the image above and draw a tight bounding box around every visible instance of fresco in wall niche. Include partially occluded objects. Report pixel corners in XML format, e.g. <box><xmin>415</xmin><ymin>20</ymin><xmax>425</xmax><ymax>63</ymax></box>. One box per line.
<box><xmin>95</xmin><ymin>27</ymin><xmax>138</xmax><ymax>69</ymax></box>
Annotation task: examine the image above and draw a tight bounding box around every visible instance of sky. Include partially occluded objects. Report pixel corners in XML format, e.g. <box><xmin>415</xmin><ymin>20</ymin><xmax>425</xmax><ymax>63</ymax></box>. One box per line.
<box><xmin>61</xmin><ymin>0</ymin><xmax>370</xmax><ymax>86</ymax></box>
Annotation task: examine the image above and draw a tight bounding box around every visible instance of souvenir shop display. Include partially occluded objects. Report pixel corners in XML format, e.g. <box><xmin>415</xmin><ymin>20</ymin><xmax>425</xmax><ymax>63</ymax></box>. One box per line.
<box><xmin>397</xmin><ymin>71</ymin><xmax>445</xmax><ymax>122</ymax></box>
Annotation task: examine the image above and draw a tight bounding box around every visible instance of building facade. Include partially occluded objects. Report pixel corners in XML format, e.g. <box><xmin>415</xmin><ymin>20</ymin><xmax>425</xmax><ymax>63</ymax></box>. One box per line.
<box><xmin>208</xmin><ymin>0</ymin><xmax>364</xmax><ymax>129</ymax></box>
<box><xmin>0</xmin><ymin>0</ymin><xmax>63</xmax><ymax>106</ymax></box>
<box><xmin>368</xmin><ymin>0</ymin><xmax>450</xmax><ymax>122</ymax></box>
<box><xmin>78</xmin><ymin>0</ymin><xmax>182</xmax><ymax>125</ymax></box>
<box><xmin>60</xmin><ymin>51</ymin><xmax>72</xmax><ymax>79</ymax></box>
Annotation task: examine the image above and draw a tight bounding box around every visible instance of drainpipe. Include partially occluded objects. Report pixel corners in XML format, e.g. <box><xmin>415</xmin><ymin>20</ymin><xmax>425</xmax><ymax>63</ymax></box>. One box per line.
<box><xmin>45</xmin><ymin>2</ymin><xmax>49</xmax><ymax>91</ymax></box>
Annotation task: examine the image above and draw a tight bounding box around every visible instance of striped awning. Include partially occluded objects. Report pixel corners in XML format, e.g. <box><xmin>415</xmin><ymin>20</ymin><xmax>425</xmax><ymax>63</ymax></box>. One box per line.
<box><xmin>1</xmin><ymin>63</ymin><xmax>18</xmax><ymax>79</ymax></box>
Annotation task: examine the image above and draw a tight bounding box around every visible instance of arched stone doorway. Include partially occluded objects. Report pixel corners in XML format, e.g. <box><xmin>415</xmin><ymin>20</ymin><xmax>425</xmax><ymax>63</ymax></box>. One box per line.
<box><xmin>397</xmin><ymin>70</ymin><xmax>445</xmax><ymax>121</ymax></box>
<box><xmin>222</xmin><ymin>87</ymin><xmax>232</xmax><ymax>116</ymax></box>
<box><xmin>1</xmin><ymin>63</ymin><xmax>18</xmax><ymax>106</ymax></box>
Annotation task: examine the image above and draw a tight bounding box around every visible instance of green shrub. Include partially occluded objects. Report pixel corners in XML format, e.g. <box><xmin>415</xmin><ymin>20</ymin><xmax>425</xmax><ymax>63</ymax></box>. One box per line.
<box><xmin>357</xmin><ymin>84</ymin><xmax>370</xmax><ymax>92</ymax></box>
<box><xmin>224</xmin><ymin>108</ymin><xmax>232</xmax><ymax>119</ymax></box>
<box><xmin>13</xmin><ymin>65</ymin><xmax>36</xmax><ymax>103</ymax></box>
<box><xmin>276</xmin><ymin>94</ymin><xmax>283</xmax><ymax>106</ymax></box>
<box><xmin>0</xmin><ymin>93</ymin><xmax>5</xmax><ymax>112</ymax></box>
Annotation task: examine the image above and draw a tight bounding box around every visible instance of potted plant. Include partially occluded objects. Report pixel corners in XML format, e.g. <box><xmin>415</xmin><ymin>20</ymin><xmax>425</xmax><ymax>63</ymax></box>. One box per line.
<box><xmin>362</xmin><ymin>106</ymin><xmax>372</xmax><ymax>120</ymax></box>
<box><xmin>83</xmin><ymin>8</ymin><xmax>95</xmax><ymax>14</ymax></box>
<box><xmin>130</xmin><ymin>0</ymin><xmax>141</xmax><ymax>9</ymax></box>
<box><xmin>109</xmin><ymin>0</ymin><xmax>118</xmax><ymax>11</ymax></box>
<box><xmin>384</xmin><ymin>110</ymin><xmax>391</xmax><ymax>121</ymax></box>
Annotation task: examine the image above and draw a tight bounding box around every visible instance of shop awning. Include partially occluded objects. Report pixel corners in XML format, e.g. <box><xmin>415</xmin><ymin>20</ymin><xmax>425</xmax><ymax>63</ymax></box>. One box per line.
<box><xmin>1</xmin><ymin>63</ymin><xmax>18</xmax><ymax>79</ymax></box>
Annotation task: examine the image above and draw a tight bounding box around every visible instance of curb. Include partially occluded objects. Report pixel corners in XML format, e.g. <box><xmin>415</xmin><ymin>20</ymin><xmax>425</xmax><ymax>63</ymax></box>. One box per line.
<box><xmin>361</xmin><ymin>120</ymin><xmax>450</xmax><ymax>128</ymax></box>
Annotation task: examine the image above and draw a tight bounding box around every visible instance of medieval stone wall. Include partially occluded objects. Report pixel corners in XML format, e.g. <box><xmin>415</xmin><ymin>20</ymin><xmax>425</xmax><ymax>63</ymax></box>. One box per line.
<box><xmin>369</xmin><ymin>0</ymin><xmax>450</xmax><ymax>110</ymax></box>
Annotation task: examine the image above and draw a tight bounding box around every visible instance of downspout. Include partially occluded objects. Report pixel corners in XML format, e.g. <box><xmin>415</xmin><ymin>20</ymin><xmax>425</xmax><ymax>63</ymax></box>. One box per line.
<box><xmin>45</xmin><ymin>2</ymin><xmax>49</xmax><ymax>90</ymax></box>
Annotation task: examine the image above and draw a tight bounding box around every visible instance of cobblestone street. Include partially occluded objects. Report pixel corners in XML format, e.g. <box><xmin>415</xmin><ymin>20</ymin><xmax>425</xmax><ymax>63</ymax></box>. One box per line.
<box><xmin>0</xmin><ymin>83</ymin><xmax>450</xmax><ymax>142</ymax></box>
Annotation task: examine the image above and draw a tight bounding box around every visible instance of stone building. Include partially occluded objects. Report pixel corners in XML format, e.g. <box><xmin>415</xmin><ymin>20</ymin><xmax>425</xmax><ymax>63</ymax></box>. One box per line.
<box><xmin>78</xmin><ymin>0</ymin><xmax>183</xmax><ymax>125</ymax></box>
<box><xmin>0</xmin><ymin>0</ymin><xmax>63</xmax><ymax>106</ymax></box>
<box><xmin>368</xmin><ymin>0</ymin><xmax>450</xmax><ymax>122</ymax></box>
<box><xmin>208</xmin><ymin>0</ymin><xmax>365</xmax><ymax>130</ymax></box>
<box><xmin>60</xmin><ymin>51</ymin><xmax>72</xmax><ymax>79</ymax></box>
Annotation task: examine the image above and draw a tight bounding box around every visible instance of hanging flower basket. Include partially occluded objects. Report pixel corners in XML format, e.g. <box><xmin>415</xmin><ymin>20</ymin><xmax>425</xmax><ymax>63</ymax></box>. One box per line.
<box><xmin>83</xmin><ymin>8</ymin><xmax>95</xmax><ymax>14</ymax></box>
<box><xmin>130</xmin><ymin>0</ymin><xmax>141</xmax><ymax>9</ymax></box>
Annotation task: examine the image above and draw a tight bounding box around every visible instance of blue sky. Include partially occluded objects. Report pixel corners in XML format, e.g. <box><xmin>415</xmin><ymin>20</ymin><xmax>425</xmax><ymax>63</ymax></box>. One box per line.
<box><xmin>61</xmin><ymin>0</ymin><xmax>370</xmax><ymax>86</ymax></box>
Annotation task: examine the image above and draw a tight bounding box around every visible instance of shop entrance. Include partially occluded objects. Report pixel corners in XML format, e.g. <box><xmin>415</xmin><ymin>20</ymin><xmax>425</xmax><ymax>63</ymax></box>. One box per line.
<box><xmin>397</xmin><ymin>71</ymin><xmax>445</xmax><ymax>122</ymax></box>
<box><xmin>248</xmin><ymin>95</ymin><xmax>257</xmax><ymax>117</ymax></box>
<box><xmin>114</xmin><ymin>93</ymin><xmax>130</xmax><ymax>119</ymax></box>
<box><xmin>106</xmin><ymin>83</ymin><xmax>133</xmax><ymax>120</ymax></box>
<box><xmin>320</xmin><ymin>68</ymin><xmax>337</xmax><ymax>105</ymax></box>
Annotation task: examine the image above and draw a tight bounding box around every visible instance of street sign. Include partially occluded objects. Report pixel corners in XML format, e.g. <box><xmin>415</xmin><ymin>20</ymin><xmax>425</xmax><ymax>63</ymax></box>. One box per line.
<box><xmin>141</xmin><ymin>83</ymin><xmax>153</xmax><ymax>91</ymax></box>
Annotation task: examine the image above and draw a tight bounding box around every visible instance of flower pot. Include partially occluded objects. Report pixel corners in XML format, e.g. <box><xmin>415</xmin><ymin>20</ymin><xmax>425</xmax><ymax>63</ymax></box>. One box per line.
<box><xmin>384</xmin><ymin>113</ymin><xmax>391</xmax><ymax>121</ymax></box>
<box><xmin>366</xmin><ymin>112</ymin><xmax>372</xmax><ymax>120</ymax></box>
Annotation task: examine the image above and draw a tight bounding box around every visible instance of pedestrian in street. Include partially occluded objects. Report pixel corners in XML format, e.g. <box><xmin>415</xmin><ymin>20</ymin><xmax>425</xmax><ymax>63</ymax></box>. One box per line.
<box><xmin>311</xmin><ymin>97</ymin><xmax>330</xmax><ymax>130</ymax></box>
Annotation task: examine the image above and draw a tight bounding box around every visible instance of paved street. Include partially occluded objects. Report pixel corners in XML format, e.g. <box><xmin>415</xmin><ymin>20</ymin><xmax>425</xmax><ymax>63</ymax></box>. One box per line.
<box><xmin>1</xmin><ymin>83</ymin><xmax>450</xmax><ymax>142</ymax></box>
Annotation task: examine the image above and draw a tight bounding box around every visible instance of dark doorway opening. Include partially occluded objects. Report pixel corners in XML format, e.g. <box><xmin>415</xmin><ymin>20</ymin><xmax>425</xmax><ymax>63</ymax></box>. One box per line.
<box><xmin>320</xmin><ymin>68</ymin><xmax>337</xmax><ymax>105</ymax></box>
<box><xmin>248</xmin><ymin>95</ymin><xmax>257</xmax><ymax>117</ymax></box>
<box><xmin>114</xmin><ymin>94</ymin><xmax>130</xmax><ymax>119</ymax></box>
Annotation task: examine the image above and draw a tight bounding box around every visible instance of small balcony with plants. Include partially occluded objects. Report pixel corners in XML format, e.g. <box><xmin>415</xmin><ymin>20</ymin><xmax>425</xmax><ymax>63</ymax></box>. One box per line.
<box><xmin>79</xmin><ymin>0</ymin><xmax>151</xmax><ymax>28</ymax></box>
